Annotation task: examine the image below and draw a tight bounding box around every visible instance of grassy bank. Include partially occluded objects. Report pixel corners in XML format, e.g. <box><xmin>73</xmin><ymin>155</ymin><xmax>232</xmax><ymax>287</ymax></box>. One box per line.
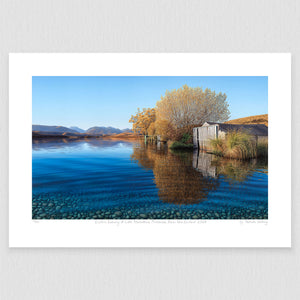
<box><xmin>210</xmin><ymin>130</ymin><xmax>268</xmax><ymax>160</ymax></box>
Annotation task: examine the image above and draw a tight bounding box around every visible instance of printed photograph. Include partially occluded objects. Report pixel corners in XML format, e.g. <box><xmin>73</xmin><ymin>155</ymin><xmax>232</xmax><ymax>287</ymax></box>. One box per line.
<box><xmin>32</xmin><ymin>76</ymin><xmax>268</xmax><ymax>220</ymax></box>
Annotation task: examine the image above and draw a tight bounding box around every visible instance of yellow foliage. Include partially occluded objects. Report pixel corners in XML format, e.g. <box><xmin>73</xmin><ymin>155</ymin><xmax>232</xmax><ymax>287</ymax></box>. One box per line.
<box><xmin>147</xmin><ymin>122</ymin><xmax>156</xmax><ymax>136</ymax></box>
<box><xmin>129</xmin><ymin>108</ymin><xmax>156</xmax><ymax>135</ymax></box>
<box><xmin>156</xmin><ymin>84</ymin><xmax>230</xmax><ymax>139</ymax></box>
<box><xmin>154</xmin><ymin>119</ymin><xmax>174</xmax><ymax>141</ymax></box>
<box><xmin>129</xmin><ymin>84</ymin><xmax>230</xmax><ymax>141</ymax></box>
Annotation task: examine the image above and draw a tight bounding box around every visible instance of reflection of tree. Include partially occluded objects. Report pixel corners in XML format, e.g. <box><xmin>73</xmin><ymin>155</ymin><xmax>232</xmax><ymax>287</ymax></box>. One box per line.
<box><xmin>130</xmin><ymin>143</ymin><xmax>157</xmax><ymax>170</ymax></box>
<box><xmin>131</xmin><ymin>143</ymin><xmax>219</xmax><ymax>205</ymax></box>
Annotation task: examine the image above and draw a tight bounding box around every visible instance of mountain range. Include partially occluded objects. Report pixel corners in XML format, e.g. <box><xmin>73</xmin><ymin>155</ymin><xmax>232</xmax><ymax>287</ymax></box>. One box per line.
<box><xmin>69</xmin><ymin>126</ymin><xmax>86</xmax><ymax>133</ymax></box>
<box><xmin>85</xmin><ymin>126</ymin><xmax>132</xmax><ymax>135</ymax></box>
<box><xmin>32</xmin><ymin>125</ymin><xmax>79</xmax><ymax>134</ymax></box>
<box><xmin>32</xmin><ymin>125</ymin><xmax>132</xmax><ymax>135</ymax></box>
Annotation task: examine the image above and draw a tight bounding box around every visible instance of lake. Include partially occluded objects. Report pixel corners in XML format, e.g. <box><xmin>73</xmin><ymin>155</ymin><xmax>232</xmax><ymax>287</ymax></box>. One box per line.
<box><xmin>32</xmin><ymin>139</ymin><xmax>268</xmax><ymax>219</ymax></box>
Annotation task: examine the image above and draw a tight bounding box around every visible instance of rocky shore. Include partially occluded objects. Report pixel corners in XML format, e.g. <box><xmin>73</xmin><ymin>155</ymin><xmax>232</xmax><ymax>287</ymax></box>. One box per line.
<box><xmin>32</xmin><ymin>192</ymin><xmax>268</xmax><ymax>220</ymax></box>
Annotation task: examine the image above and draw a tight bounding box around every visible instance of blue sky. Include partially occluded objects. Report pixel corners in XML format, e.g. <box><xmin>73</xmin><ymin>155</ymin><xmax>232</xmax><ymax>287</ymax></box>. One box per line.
<box><xmin>32</xmin><ymin>76</ymin><xmax>268</xmax><ymax>130</ymax></box>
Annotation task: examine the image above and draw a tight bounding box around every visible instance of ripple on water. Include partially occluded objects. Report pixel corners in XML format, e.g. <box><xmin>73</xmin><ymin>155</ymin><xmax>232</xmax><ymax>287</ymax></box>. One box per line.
<box><xmin>32</xmin><ymin>140</ymin><xmax>268</xmax><ymax>220</ymax></box>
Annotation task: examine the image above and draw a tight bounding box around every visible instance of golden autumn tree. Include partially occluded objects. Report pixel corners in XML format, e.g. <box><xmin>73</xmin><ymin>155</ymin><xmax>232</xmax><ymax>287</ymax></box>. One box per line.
<box><xmin>129</xmin><ymin>108</ymin><xmax>156</xmax><ymax>136</ymax></box>
<box><xmin>147</xmin><ymin>122</ymin><xmax>156</xmax><ymax>136</ymax></box>
<box><xmin>154</xmin><ymin>119</ymin><xmax>175</xmax><ymax>141</ymax></box>
<box><xmin>155</xmin><ymin>85</ymin><xmax>230</xmax><ymax>139</ymax></box>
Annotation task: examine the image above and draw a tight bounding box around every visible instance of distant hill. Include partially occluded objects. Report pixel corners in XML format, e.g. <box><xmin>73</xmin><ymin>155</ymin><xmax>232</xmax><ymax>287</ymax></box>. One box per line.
<box><xmin>122</xmin><ymin>128</ymin><xmax>133</xmax><ymax>133</ymax></box>
<box><xmin>86</xmin><ymin>126</ymin><xmax>130</xmax><ymax>135</ymax></box>
<box><xmin>225</xmin><ymin>114</ymin><xmax>268</xmax><ymax>126</ymax></box>
<box><xmin>70</xmin><ymin>126</ymin><xmax>86</xmax><ymax>133</ymax></box>
<box><xmin>32</xmin><ymin>131</ymin><xmax>81</xmax><ymax>137</ymax></box>
<box><xmin>32</xmin><ymin>125</ymin><xmax>79</xmax><ymax>133</ymax></box>
<box><xmin>33</xmin><ymin>124</ymin><xmax>133</xmax><ymax>136</ymax></box>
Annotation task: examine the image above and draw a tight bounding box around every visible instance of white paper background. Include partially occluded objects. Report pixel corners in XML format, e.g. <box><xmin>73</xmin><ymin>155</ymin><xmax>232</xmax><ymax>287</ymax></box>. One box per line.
<box><xmin>1</xmin><ymin>0</ymin><xmax>299</xmax><ymax>299</ymax></box>
<box><xmin>9</xmin><ymin>53</ymin><xmax>291</xmax><ymax>248</ymax></box>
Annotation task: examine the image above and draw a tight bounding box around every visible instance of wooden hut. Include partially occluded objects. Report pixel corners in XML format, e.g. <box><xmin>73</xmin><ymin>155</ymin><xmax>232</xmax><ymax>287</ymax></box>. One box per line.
<box><xmin>193</xmin><ymin>122</ymin><xmax>268</xmax><ymax>150</ymax></box>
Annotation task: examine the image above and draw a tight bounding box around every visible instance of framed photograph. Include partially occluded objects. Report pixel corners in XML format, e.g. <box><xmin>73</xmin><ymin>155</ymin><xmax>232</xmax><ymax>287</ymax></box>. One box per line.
<box><xmin>9</xmin><ymin>53</ymin><xmax>291</xmax><ymax>247</ymax></box>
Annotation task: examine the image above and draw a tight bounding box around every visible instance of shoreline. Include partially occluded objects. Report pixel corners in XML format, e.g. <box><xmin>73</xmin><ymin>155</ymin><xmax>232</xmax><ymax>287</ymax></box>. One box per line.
<box><xmin>32</xmin><ymin>132</ymin><xmax>141</xmax><ymax>141</ymax></box>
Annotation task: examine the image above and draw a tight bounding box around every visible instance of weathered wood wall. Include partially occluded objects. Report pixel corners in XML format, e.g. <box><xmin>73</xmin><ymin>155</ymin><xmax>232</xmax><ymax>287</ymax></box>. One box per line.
<box><xmin>257</xmin><ymin>136</ymin><xmax>268</xmax><ymax>143</ymax></box>
<box><xmin>193</xmin><ymin>125</ymin><xmax>218</xmax><ymax>150</ymax></box>
<box><xmin>193</xmin><ymin>128</ymin><xmax>198</xmax><ymax>148</ymax></box>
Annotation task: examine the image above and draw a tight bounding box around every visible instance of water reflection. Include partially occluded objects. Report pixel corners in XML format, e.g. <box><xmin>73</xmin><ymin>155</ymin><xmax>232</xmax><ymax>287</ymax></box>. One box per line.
<box><xmin>32</xmin><ymin>139</ymin><xmax>268</xmax><ymax>219</ymax></box>
<box><xmin>131</xmin><ymin>143</ymin><xmax>268</xmax><ymax>205</ymax></box>
<box><xmin>131</xmin><ymin>143</ymin><xmax>219</xmax><ymax>205</ymax></box>
<box><xmin>193</xmin><ymin>150</ymin><xmax>268</xmax><ymax>183</ymax></box>
<box><xmin>32</xmin><ymin>138</ymin><xmax>134</xmax><ymax>151</ymax></box>
<box><xmin>193</xmin><ymin>151</ymin><xmax>217</xmax><ymax>178</ymax></box>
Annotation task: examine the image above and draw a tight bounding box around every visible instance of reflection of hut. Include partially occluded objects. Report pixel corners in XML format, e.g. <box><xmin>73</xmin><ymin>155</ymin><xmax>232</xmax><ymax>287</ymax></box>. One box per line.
<box><xmin>192</xmin><ymin>150</ymin><xmax>217</xmax><ymax>178</ymax></box>
<box><xmin>193</xmin><ymin>122</ymin><xmax>268</xmax><ymax>150</ymax></box>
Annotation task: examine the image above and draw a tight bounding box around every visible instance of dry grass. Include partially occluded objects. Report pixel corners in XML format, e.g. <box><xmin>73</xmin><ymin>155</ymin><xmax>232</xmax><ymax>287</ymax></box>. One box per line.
<box><xmin>225</xmin><ymin>131</ymin><xmax>256</xmax><ymax>159</ymax></box>
<box><xmin>210</xmin><ymin>130</ymin><xmax>258</xmax><ymax>159</ymax></box>
<box><xmin>209</xmin><ymin>138</ymin><xmax>225</xmax><ymax>156</ymax></box>
<box><xmin>225</xmin><ymin>114</ymin><xmax>268</xmax><ymax>126</ymax></box>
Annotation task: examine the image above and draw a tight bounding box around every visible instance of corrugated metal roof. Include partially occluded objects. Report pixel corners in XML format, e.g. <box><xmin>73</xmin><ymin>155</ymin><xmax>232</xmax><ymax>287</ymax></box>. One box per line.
<box><xmin>203</xmin><ymin>122</ymin><xmax>268</xmax><ymax>136</ymax></box>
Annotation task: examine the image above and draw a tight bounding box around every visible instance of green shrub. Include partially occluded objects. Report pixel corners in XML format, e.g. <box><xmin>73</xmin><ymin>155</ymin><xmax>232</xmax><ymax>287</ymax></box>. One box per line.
<box><xmin>169</xmin><ymin>141</ymin><xmax>194</xmax><ymax>150</ymax></box>
<box><xmin>180</xmin><ymin>133</ymin><xmax>192</xmax><ymax>144</ymax></box>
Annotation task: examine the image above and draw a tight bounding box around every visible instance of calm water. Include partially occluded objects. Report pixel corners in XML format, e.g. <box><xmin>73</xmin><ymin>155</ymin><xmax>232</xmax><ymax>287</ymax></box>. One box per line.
<box><xmin>32</xmin><ymin>139</ymin><xmax>268</xmax><ymax>219</ymax></box>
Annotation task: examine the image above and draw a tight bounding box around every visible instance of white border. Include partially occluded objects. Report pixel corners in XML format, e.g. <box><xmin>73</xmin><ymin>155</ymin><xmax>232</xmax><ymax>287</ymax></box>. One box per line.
<box><xmin>9</xmin><ymin>53</ymin><xmax>291</xmax><ymax>247</ymax></box>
